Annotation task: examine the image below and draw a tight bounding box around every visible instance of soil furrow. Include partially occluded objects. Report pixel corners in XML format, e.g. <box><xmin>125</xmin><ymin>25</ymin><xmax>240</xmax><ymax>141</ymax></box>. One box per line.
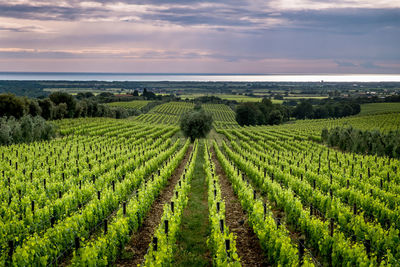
<box><xmin>115</xmin><ymin>144</ymin><xmax>193</xmax><ymax>267</ymax></box>
<box><xmin>211</xmin><ymin>147</ymin><xmax>269</xmax><ymax>267</ymax></box>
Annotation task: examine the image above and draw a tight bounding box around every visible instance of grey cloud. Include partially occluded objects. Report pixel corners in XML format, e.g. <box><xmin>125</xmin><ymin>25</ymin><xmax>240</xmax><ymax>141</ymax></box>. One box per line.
<box><xmin>279</xmin><ymin>8</ymin><xmax>400</xmax><ymax>34</ymax></box>
<box><xmin>0</xmin><ymin>50</ymin><xmax>86</xmax><ymax>59</ymax></box>
<box><xmin>0</xmin><ymin>3</ymin><xmax>108</xmax><ymax>21</ymax></box>
<box><xmin>0</xmin><ymin>49</ymin><xmax>212</xmax><ymax>60</ymax></box>
<box><xmin>0</xmin><ymin>1</ymin><xmax>261</xmax><ymax>27</ymax></box>
<box><xmin>360</xmin><ymin>61</ymin><xmax>385</xmax><ymax>69</ymax></box>
<box><xmin>0</xmin><ymin>1</ymin><xmax>399</xmax><ymax>35</ymax></box>
<box><xmin>0</xmin><ymin>26</ymin><xmax>40</xmax><ymax>32</ymax></box>
<box><xmin>335</xmin><ymin>61</ymin><xmax>357</xmax><ymax>67</ymax></box>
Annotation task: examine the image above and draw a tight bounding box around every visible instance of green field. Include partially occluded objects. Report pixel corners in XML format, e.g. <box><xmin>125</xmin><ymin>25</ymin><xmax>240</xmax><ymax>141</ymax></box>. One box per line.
<box><xmin>178</xmin><ymin>93</ymin><xmax>262</xmax><ymax>102</ymax></box>
<box><xmin>284</xmin><ymin>96</ymin><xmax>329</xmax><ymax>100</ymax></box>
<box><xmin>359</xmin><ymin>102</ymin><xmax>400</xmax><ymax>115</ymax></box>
<box><xmin>106</xmin><ymin>100</ymin><xmax>150</xmax><ymax>110</ymax></box>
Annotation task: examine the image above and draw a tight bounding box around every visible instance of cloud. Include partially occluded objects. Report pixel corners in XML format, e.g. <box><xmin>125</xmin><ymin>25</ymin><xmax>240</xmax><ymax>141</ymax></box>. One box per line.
<box><xmin>0</xmin><ymin>1</ymin><xmax>399</xmax><ymax>35</ymax></box>
<box><xmin>279</xmin><ymin>8</ymin><xmax>400</xmax><ymax>34</ymax></box>
<box><xmin>266</xmin><ymin>0</ymin><xmax>400</xmax><ymax>11</ymax></box>
<box><xmin>0</xmin><ymin>47</ymin><xmax>217</xmax><ymax>60</ymax></box>
<box><xmin>0</xmin><ymin>0</ymin><xmax>399</xmax><ymax>73</ymax></box>
<box><xmin>335</xmin><ymin>61</ymin><xmax>357</xmax><ymax>67</ymax></box>
<box><xmin>0</xmin><ymin>2</ymin><xmax>108</xmax><ymax>21</ymax></box>
<box><xmin>0</xmin><ymin>25</ymin><xmax>38</xmax><ymax>32</ymax></box>
<box><xmin>360</xmin><ymin>61</ymin><xmax>384</xmax><ymax>69</ymax></box>
<box><xmin>0</xmin><ymin>21</ymin><xmax>50</xmax><ymax>32</ymax></box>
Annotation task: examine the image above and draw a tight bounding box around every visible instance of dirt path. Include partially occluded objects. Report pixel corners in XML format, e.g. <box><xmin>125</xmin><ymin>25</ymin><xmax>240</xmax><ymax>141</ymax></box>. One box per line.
<box><xmin>211</xmin><ymin>147</ymin><xmax>269</xmax><ymax>267</ymax></box>
<box><xmin>115</xmin><ymin>145</ymin><xmax>193</xmax><ymax>267</ymax></box>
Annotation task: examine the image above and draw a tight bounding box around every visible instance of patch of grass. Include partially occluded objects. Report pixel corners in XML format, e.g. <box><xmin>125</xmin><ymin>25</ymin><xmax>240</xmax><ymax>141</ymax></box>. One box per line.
<box><xmin>172</xmin><ymin>139</ymin><xmax>212</xmax><ymax>266</ymax></box>
<box><xmin>284</xmin><ymin>96</ymin><xmax>328</xmax><ymax>100</ymax></box>
<box><xmin>271</xmin><ymin>99</ymin><xmax>284</xmax><ymax>104</ymax></box>
<box><xmin>178</xmin><ymin>93</ymin><xmax>262</xmax><ymax>102</ymax></box>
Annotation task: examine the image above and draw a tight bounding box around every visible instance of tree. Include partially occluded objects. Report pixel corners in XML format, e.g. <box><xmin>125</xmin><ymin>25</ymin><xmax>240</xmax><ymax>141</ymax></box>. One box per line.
<box><xmin>350</xmin><ymin>102</ymin><xmax>361</xmax><ymax>114</ymax></box>
<box><xmin>38</xmin><ymin>99</ymin><xmax>54</xmax><ymax>120</ymax></box>
<box><xmin>113</xmin><ymin>107</ymin><xmax>129</xmax><ymax>119</ymax></box>
<box><xmin>49</xmin><ymin>92</ymin><xmax>76</xmax><ymax>118</ymax></box>
<box><xmin>0</xmin><ymin>117</ymin><xmax>11</xmax><ymax>144</ymax></box>
<box><xmin>261</xmin><ymin>98</ymin><xmax>273</xmax><ymax>107</ymax></box>
<box><xmin>341</xmin><ymin>104</ymin><xmax>353</xmax><ymax>117</ymax></box>
<box><xmin>0</xmin><ymin>93</ymin><xmax>27</xmax><ymax>119</ymax></box>
<box><xmin>314</xmin><ymin>106</ymin><xmax>328</xmax><ymax>119</ymax></box>
<box><xmin>180</xmin><ymin>110</ymin><xmax>212</xmax><ymax>142</ymax></box>
<box><xmin>75</xmin><ymin>101</ymin><xmax>88</xmax><ymax>118</ymax></box>
<box><xmin>53</xmin><ymin>103</ymin><xmax>68</xmax><ymax>119</ymax></box>
<box><xmin>268</xmin><ymin>109</ymin><xmax>283</xmax><ymax>125</ymax></box>
<box><xmin>28</xmin><ymin>100</ymin><xmax>42</xmax><ymax>117</ymax></box>
<box><xmin>133</xmin><ymin>90</ymin><xmax>139</xmax><ymax>96</ymax></box>
<box><xmin>235</xmin><ymin>103</ymin><xmax>261</xmax><ymax>126</ymax></box>
<box><xmin>293</xmin><ymin>102</ymin><xmax>314</xmax><ymax>119</ymax></box>
<box><xmin>76</xmin><ymin>92</ymin><xmax>94</xmax><ymax>100</ymax></box>
<box><xmin>20</xmin><ymin>115</ymin><xmax>34</xmax><ymax>142</ymax></box>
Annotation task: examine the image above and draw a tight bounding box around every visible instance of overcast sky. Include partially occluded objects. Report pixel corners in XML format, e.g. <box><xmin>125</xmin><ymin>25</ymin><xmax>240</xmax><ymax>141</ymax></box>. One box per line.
<box><xmin>0</xmin><ymin>0</ymin><xmax>399</xmax><ymax>73</ymax></box>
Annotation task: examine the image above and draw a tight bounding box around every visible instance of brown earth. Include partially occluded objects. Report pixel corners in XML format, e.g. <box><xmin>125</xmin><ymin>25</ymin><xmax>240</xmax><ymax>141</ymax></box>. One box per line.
<box><xmin>211</xmin><ymin>147</ymin><xmax>269</xmax><ymax>267</ymax></box>
<box><xmin>115</xmin><ymin>145</ymin><xmax>193</xmax><ymax>267</ymax></box>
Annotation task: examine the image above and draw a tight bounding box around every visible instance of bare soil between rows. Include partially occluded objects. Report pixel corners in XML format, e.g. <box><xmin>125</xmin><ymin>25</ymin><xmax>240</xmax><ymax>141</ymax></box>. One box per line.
<box><xmin>115</xmin><ymin>144</ymin><xmax>193</xmax><ymax>267</ymax></box>
<box><xmin>211</xmin><ymin>147</ymin><xmax>269</xmax><ymax>267</ymax></box>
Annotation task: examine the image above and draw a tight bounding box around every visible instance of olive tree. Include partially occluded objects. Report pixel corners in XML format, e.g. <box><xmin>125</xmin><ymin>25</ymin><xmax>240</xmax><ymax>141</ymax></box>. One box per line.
<box><xmin>180</xmin><ymin>110</ymin><xmax>212</xmax><ymax>142</ymax></box>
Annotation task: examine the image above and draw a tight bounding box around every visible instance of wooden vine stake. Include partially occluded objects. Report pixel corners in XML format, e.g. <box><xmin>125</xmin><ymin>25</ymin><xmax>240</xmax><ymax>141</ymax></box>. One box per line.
<box><xmin>225</xmin><ymin>239</ymin><xmax>231</xmax><ymax>259</ymax></box>
<box><xmin>153</xmin><ymin>237</ymin><xmax>158</xmax><ymax>251</ymax></box>
<box><xmin>75</xmin><ymin>236</ymin><xmax>80</xmax><ymax>252</ymax></box>
<box><xmin>8</xmin><ymin>240</ymin><xmax>14</xmax><ymax>259</ymax></box>
<box><xmin>298</xmin><ymin>238</ymin><xmax>305</xmax><ymax>265</ymax></box>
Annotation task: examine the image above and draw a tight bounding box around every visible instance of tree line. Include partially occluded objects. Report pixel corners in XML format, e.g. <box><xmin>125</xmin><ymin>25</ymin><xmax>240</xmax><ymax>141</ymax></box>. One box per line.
<box><xmin>235</xmin><ymin>98</ymin><xmax>290</xmax><ymax>126</ymax></box>
<box><xmin>0</xmin><ymin>92</ymin><xmax>140</xmax><ymax>145</ymax></box>
<box><xmin>292</xmin><ymin>100</ymin><xmax>360</xmax><ymax>119</ymax></box>
<box><xmin>235</xmin><ymin>99</ymin><xmax>361</xmax><ymax>126</ymax></box>
<box><xmin>0</xmin><ymin>92</ymin><xmax>135</xmax><ymax>121</ymax></box>
<box><xmin>321</xmin><ymin>127</ymin><xmax>400</xmax><ymax>159</ymax></box>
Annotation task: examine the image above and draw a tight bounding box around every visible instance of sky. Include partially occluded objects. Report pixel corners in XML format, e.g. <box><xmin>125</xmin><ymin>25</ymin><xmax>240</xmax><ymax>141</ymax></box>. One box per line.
<box><xmin>0</xmin><ymin>0</ymin><xmax>399</xmax><ymax>74</ymax></box>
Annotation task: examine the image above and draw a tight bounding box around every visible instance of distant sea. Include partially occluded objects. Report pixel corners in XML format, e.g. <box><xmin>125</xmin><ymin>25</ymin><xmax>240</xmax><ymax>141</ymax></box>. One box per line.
<box><xmin>0</xmin><ymin>72</ymin><xmax>400</xmax><ymax>82</ymax></box>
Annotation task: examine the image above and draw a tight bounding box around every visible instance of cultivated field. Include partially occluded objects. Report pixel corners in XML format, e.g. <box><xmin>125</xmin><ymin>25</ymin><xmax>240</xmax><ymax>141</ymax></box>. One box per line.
<box><xmin>106</xmin><ymin>100</ymin><xmax>151</xmax><ymax>110</ymax></box>
<box><xmin>359</xmin><ymin>102</ymin><xmax>400</xmax><ymax>115</ymax></box>
<box><xmin>2</xmin><ymin>101</ymin><xmax>400</xmax><ymax>266</ymax></box>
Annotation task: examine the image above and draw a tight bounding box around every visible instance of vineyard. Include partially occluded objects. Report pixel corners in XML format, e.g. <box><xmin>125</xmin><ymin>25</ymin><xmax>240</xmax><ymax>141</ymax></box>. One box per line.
<box><xmin>133</xmin><ymin>102</ymin><xmax>194</xmax><ymax>125</ymax></box>
<box><xmin>359</xmin><ymin>103</ymin><xmax>400</xmax><ymax>116</ymax></box>
<box><xmin>1</xmin><ymin>102</ymin><xmax>400</xmax><ymax>266</ymax></box>
<box><xmin>106</xmin><ymin>100</ymin><xmax>151</xmax><ymax>110</ymax></box>
<box><xmin>202</xmin><ymin>104</ymin><xmax>239</xmax><ymax>129</ymax></box>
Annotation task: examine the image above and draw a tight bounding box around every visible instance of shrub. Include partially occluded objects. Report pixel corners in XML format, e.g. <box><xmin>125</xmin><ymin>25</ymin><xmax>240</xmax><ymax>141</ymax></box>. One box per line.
<box><xmin>0</xmin><ymin>115</ymin><xmax>56</xmax><ymax>145</ymax></box>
